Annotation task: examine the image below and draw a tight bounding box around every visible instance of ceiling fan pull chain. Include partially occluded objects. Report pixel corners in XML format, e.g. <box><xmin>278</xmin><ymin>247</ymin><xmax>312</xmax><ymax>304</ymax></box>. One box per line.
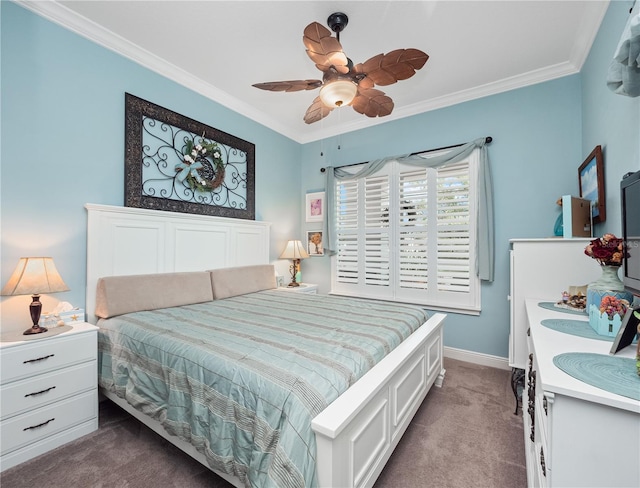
<box><xmin>337</xmin><ymin>110</ymin><xmax>341</xmax><ymax>150</ymax></box>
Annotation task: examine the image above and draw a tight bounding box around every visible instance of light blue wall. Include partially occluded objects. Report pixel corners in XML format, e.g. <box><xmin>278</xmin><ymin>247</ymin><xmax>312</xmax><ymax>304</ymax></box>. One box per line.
<box><xmin>0</xmin><ymin>2</ymin><xmax>301</xmax><ymax>329</ymax></box>
<box><xmin>300</xmin><ymin>76</ymin><xmax>583</xmax><ymax>358</ymax></box>
<box><xmin>300</xmin><ymin>1</ymin><xmax>639</xmax><ymax>359</ymax></box>
<box><xmin>1</xmin><ymin>2</ymin><xmax>637</xmax><ymax>360</ymax></box>
<box><xmin>582</xmin><ymin>0</ymin><xmax>640</xmax><ymax>236</ymax></box>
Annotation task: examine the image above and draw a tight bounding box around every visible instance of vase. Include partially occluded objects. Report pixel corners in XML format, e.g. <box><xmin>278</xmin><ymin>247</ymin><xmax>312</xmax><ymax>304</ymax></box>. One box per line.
<box><xmin>586</xmin><ymin>265</ymin><xmax>633</xmax><ymax>317</ymax></box>
<box><xmin>588</xmin><ymin>307</ymin><xmax>624</xmax><ymax>337</ymax></box>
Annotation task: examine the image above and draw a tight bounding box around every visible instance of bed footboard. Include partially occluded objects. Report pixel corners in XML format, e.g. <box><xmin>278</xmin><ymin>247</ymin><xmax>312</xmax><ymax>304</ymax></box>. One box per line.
<box><xmin>311</xmin><ymin>312</ymin><xmax>446</xmax><ymax>488</ymax></box>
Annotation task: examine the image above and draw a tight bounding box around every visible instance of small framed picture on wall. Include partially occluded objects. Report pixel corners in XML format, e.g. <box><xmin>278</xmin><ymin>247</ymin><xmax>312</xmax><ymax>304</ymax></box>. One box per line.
<box><xmin>305</xmin><ymin>192</ymin><xmax>325</xmax><ymax>222</ymax></box>
<box><xmin>307</xmin><ymin>231</ymin><xmax>324</xmax><ymax>256</ymax></box>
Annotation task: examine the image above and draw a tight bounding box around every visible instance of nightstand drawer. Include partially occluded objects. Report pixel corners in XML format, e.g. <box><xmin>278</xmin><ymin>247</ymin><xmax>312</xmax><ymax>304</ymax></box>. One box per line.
<box><xmin>0</xmin><ymin>390</ymin><xmax>97</xmax><ymax>456</ymax></box>
<box><xmin>1</xmin><ymin>332</ymin><xmax>96</xmax><ymax>384</ymax></box>
<box><xmin>1</xmin><ymin>361</ymin><xmax>96</xmax><ymax>420</ymax></box>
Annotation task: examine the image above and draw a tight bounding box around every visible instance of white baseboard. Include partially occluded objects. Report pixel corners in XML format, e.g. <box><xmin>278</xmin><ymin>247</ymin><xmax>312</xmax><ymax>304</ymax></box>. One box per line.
<box><xmin>444</xmin><ymin>346</ymin><xmax>511</xmax><ymax>371</ymax></box>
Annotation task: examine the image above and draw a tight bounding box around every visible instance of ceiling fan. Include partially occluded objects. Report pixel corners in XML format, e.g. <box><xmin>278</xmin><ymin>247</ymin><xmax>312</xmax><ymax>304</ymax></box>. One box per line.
<box><xmin>252</xmin><ymin>12</ymin><xmax>429</xmax><ymax>124</ymax></box>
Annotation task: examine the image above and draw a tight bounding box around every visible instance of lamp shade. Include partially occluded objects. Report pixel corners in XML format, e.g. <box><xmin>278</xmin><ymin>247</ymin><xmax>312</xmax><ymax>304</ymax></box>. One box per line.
<box><xmin>279</xmin><ymin>240</ymin><xmax>309</xmax><ymax>260</ymax></box>
<box><xmin>319</xmin><ymin>79</ymin><xmax>358</xmax><ymax>108</ymax></box>
<box><xmin>1</xmin><ymin>257</ymin><xmax>69</xmax><ymax>296</ymax></box>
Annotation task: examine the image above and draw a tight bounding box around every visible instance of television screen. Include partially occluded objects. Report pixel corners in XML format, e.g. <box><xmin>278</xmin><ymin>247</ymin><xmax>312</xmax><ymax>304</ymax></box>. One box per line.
<box><xmin>621</xmin><ymin>170</ymin><xmax>640</xmax><ymax>296</ymax></box>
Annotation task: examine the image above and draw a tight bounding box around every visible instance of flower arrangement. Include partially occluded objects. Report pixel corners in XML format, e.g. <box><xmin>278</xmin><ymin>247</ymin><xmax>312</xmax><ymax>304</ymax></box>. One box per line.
<box><xmin>584</xmin><ymin>233</ymin><xmax>627</xmax><ymax>266</ymax></box>
<box><xmin>599</xmin><ymin>295</ymin><xmax>629</xmax><ymax>320</ymax></box>
<box><xmin>175</xmin><ymin>138</ymin><xmax>225</xmax><ymax>192</ymax></box>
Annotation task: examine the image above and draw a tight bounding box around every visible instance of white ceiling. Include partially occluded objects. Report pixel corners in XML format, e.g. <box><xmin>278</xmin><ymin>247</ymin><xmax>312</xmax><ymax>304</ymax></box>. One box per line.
<box><xmin>24</xmin><ymin>1</ymin><xmax>610</xmax><ymax>143</ymax></box>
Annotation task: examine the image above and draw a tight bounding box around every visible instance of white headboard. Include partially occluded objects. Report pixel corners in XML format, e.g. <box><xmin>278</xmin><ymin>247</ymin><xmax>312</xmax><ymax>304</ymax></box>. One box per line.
<box><xmin>85</xmin><ymin>204</ymin><xmax>271</xmax><ymax>324</ymax></box>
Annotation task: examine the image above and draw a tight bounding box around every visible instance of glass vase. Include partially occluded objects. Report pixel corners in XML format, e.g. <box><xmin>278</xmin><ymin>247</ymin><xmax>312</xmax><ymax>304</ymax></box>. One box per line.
<box><xmin>586</xmin><ymin>265</ymin><xmax>633</xmax><ymax>314</ymax></box>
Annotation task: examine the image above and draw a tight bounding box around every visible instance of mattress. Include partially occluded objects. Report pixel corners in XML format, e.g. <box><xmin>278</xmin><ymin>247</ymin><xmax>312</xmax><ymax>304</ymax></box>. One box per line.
<box><xmin>97</xmin><ymin>290</ymin><xmax>429</xmax><ymax>488</ymax></box>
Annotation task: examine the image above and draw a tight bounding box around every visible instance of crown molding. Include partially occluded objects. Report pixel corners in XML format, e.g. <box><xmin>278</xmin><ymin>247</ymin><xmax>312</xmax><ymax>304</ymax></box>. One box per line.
<box><xmin>18</xmin><ymin>1</ymin><xmax>296</xmax><ymax>139</ymax></box>
<box><xmin>295</xmin><ymin>61</ymin><xmax>581</xmax><ymax>144</ymax></box>
<box><xmin>18</xmin><ymin>0</ymin><xmax>609</xmax><ymax>145</ymax></box>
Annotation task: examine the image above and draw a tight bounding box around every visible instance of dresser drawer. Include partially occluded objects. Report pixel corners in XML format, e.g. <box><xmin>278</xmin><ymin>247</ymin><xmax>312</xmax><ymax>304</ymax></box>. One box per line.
<box><xmin>0</xmin><ymin>390</ymin><xmax>97</xmax><ymax>456</ymax></box>
<box><xmin>1</xmin><ymin>361</ymin><xmax>96</xmax><ymax>420</ymax></box>
<box><xmin>0</xmin><ymin>332</ymin><xmax>96</xmax><ymax>384</ymax></box>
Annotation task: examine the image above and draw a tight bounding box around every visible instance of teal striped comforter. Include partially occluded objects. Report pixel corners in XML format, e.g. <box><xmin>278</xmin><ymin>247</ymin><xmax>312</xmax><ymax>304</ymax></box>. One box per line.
<box><xmin>98</xmin><ymin>290</ymin><xmax>429</xmax><ymax>488</ymax></box>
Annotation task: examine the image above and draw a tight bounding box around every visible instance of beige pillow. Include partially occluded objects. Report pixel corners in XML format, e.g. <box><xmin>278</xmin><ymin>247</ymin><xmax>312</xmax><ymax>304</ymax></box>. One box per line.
<box><xmin>209</xmin><ymin>264</ymin><xmax>276</xmax><ymax>299</ymax></box>
<box><xmin>95</xmin><ymin>271</ymin><xmax>213</xmax><ymax>318</ymax></box>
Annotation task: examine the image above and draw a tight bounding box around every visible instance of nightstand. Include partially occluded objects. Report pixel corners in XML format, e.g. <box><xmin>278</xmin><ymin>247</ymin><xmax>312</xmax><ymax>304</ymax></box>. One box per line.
<box><xmin>0</xmin><ymin>322</ymin><xmax>99</xmax><ymax>472</ymax></box>
<box><xmin>277</xmin><ymin>283</ymin><xmax>318</xmax><ymax>294</ymax></box>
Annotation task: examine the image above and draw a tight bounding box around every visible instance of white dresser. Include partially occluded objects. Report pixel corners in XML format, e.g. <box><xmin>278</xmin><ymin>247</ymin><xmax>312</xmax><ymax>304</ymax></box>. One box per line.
<box><xmin>509</xmin><ymin>239</ymin><xmax>601</xmax><ymax>370</ymax></box>
<box><xmin>524</xmin><ymin>299</ymin><xmax>639</xmax><ymax>487</ymax></box>
<box><xmin>0</xmin><ymin>323</ymin><xmax>99</xmax><ymax>471</ymax></box>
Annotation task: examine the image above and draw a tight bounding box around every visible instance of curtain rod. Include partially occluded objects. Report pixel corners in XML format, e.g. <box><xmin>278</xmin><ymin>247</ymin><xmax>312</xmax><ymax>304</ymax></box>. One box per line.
<box><xmin>320</xmin><ymin>136</ymin><xmax>492</xmax><ymax>173</ymax></box>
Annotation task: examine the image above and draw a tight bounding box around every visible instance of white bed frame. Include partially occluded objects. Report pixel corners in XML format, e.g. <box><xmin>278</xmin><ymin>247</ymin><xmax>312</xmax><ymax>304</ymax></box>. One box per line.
<box><xmin>86</xmin><ymin>203</ymin><xmax>446</xmax><ymax>488</ymax></box>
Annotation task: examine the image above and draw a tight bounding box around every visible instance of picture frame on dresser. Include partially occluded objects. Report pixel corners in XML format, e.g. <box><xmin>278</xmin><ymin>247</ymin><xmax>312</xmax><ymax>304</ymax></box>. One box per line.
<box><xmin>578</xmin><ymin>145</ymin><xmax>605</xmax><ymax>224</ymax></box>
<box><xmin>610</xmin><ymin>306</ymin><xmax>640</xmax><ymax>354</ymax></box>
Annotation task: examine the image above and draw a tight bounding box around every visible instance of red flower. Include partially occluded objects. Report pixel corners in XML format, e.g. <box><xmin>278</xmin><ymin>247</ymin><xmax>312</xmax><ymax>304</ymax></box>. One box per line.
<box><xmin>584</xmin><ymin>234</ymin><xmax>629</xmax><ymax>266</ymax></box>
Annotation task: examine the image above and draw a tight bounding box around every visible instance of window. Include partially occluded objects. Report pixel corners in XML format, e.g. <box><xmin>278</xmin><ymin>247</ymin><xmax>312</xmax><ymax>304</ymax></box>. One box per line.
<box><xmin>331</xmin><ymin>150</ymin><xmax>481</xmax><ymax>314</ymax></box>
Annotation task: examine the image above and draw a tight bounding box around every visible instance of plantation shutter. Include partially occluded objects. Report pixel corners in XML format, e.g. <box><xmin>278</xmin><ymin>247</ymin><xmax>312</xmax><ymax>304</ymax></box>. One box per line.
<box><xmin>335</xmin><ymin>179</ymin><xmax>358</xmax><ymax>285</ymax></box>
<box><xmin>398</xmin><ymin>167</ymin><xmax>429</xmax><ymax>291</ymax></box>
<box><xmin>364</xmin><ymin>173</ymin><xmax>390</xmax><ymax>287</ymax></box>
<box><xmin>436</xmin><ymin>161</ymin><xmax>472</xmax><ymax>294</ymax></box>
<box><xmin>332</xmin><ymin>151</ymin><xmax>480</xmax><ymax>314</ymax></box>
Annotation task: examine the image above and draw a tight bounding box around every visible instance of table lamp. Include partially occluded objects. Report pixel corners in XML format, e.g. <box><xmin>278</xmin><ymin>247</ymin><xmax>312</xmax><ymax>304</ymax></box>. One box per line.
<box><xmin>1</xmin><ymin>257</ymin><xmax>70</xmax><ymax>335</ymax></box>
<box><xmin>279</xmin><ymin>240</ymin><xmax>309</xmax><ymax>287</ymax></box>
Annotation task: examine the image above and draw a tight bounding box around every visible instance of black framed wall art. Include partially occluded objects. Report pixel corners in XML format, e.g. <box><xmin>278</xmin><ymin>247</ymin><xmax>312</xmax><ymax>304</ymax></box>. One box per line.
<box><xmin>124</xmin><ymin>93</ymin><xmax>255</xmax><ymax>219</ymax></box>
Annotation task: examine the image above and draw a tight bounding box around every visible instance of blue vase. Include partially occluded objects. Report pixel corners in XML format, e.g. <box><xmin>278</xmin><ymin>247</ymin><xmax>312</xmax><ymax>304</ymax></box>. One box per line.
<box><xmin>586</xmin><ymin>265</ymin><xmax>633</xmax><ymax>314</ymax></box>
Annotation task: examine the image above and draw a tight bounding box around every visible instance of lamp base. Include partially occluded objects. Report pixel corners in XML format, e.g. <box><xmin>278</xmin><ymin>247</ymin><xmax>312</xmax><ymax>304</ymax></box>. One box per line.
<box><xmin>23</xmin><ymin>325</ymin><xmax>48</xmax><ymax>335</ymax></box>
<box><xmin>287</xmin><ymin>282</ymin><xmax>300</xmax><ymax>287</ymax></box>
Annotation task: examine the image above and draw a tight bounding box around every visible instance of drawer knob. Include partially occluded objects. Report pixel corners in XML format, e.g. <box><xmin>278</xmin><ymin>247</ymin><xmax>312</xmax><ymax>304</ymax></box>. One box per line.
<box><xmin>23</xmin><ymin>417</ymin><xmax>55</xmax><ymax>431</ymax></box>
<box><xmin>24</xmin><ymin>386</ymin><xmax>56</xmax><ymax>398</ymax></box>
<box><xmin>23</xmin><ymin>354</ymin><xmax>55</xmax><ymax>364</ymax></box>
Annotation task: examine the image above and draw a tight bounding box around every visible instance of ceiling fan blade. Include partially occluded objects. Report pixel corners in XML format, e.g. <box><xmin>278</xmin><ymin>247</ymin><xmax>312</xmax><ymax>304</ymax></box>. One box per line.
<box><xmin>303</xmin><ymin>22</ymin><xmax>349</xmax><ymax>74</ymax></box>
<box><xmin>304</xmin><ymin>96</ymin><xmax>335</xmax><ymax>124</ymax></box>
<box><xmin>356</xmin><ymin>48</ymin><xmax>429</xmax><ymax>86</ymax></box>
<box><xmin>355</xmin><ymin>73</ymin><xmax>375</xmax><ymax>90</ymax></box>
<box><xmin>252</xmin><ymin>80</ymin><xmax>323</xmax><ymax>92</ymax></box>
<box><xmin>351</xmin><ymin>88</ymin><xmax>394</xmax><ymax>118</ymax></box>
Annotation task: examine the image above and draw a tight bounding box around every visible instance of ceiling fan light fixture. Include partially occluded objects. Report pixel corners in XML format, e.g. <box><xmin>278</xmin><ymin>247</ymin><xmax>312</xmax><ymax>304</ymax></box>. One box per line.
<box><xmin>319</xmin><ymin>79</ymin><xmax>358</xmax><ymax>108</ymax></box>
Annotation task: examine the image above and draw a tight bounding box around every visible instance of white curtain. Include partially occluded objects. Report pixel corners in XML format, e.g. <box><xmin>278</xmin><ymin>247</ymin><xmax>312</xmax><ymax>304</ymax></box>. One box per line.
<box><xmin>323</xmin><ymin>137</ymin><xmax>494</xmax><ymax>282</ymax></box>
<box><xmin>607</xmin><ymin>2</ymin><xmax>640</xmax><ymax>97</ymax></box>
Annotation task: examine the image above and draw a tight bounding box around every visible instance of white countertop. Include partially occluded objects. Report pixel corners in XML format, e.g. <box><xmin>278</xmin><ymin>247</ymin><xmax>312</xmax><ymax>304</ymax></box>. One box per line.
<box><xmin>526</xmin><ymin>298</ymin><xmax>639</xmax><ymax>413</ymax></box>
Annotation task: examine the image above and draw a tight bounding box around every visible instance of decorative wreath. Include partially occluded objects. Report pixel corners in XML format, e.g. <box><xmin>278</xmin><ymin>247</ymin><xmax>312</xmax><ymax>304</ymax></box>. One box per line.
<box><xmin>175</xmin><ymin>139</ymin><xmax>225</xmax><ymax>192</ymax></box>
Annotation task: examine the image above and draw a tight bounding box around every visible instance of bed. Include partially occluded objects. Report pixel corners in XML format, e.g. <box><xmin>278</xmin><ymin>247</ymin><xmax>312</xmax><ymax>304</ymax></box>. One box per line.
<box><xmin>86</xmin><ymin>204</ymin><xmax>446</xmax><ymax>488</ymax></box>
